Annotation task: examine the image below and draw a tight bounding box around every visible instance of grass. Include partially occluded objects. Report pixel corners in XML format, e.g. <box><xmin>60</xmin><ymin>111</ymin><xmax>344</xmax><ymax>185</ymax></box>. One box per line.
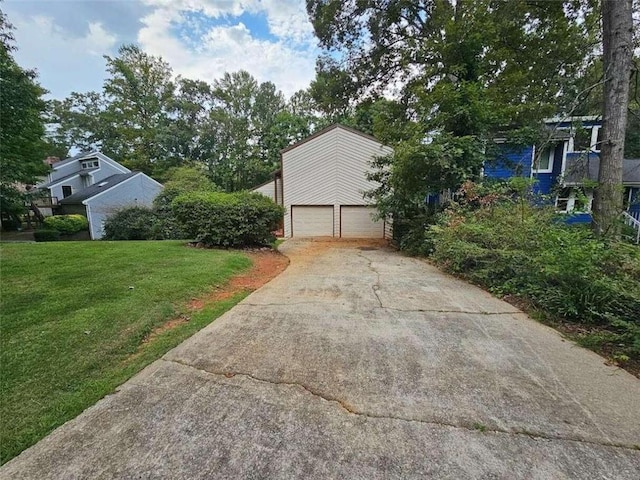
<box><xmin>0</xmin><ymin>240</ymin><xmax>252</xmax><ymax>464</ymax></box>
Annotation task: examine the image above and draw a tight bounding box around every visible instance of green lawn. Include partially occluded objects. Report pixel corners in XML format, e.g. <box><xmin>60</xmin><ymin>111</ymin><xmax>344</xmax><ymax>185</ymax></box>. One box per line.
<box><xmin>0</xmin><ymin>241</ymin><xmax>252</xmax><ymax>464</ymax></box>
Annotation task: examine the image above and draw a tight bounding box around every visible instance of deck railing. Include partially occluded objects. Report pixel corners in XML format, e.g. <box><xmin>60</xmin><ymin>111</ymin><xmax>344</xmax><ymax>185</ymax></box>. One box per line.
<box><xmin>31</xmin><ymin>196</ymin><xmax>59</xmax><ymax>208</ymax></box>
<box><xmin>622</xmin><ymin>211</ymin><xmax>640</xmax><ymax>244</ymax></box>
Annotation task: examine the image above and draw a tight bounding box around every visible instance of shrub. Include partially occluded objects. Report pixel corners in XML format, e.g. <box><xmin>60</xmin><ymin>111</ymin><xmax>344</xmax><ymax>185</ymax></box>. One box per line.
<box><xmin>172</xmin><ymin>191</ymin><xmax>284</xmax><ymax>247</ymax></box>
<box><xmin>428</xmin><ymin>187</ymin><xmax>640</xmax><ymax>360</ymax></box>
<box><xmin>43</xmin><ymin>215</ymin><xmax>89</xmax><ymax>235</ymax></box>
<box><xmin>34</xmin><ymin>229</ymin><xmax>61</xmax><ymax>242</ymax></box>
<box><xmin>152</xmin><ymin>167</ymin><xmax>220</xmax><ymax>240</ymax></box>
<box><xmin>103</xmin><ymin>207</ymin><xmax>160</xmax><ymax>240</ymax></box>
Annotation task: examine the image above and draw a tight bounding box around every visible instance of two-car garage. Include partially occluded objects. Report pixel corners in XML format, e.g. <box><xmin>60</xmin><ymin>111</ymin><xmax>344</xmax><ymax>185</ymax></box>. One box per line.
<box><xmin>291</xmin><ymin>205</ymin><xmax>384</xmax><ymax>238</ymax></box>
<box><xmin>278</xmin><ymin>124</ymin><xmax>394</xmax><ymax>239</ymax></box>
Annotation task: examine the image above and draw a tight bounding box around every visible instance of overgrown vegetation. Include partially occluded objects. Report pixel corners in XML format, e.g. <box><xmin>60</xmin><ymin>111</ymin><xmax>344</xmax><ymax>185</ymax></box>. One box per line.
<box><xmin>424</xmin><ymin>181</ymin><xmax>640</xmax><ymax>369</ymax></box>
<box><xmin>172</xmin><ymin>191</ymin><xmax>284</xmax><ymax>247</ymax></box>
<box><xmin>0</xmin><ymin>241</ymin><xmax>252</xmax><ymax>464</ymax></box>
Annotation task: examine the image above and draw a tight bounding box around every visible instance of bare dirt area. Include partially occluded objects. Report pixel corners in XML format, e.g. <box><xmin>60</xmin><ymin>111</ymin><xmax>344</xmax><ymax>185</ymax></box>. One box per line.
<box><xmin>186</xmin><ymin>249</ymin><xmax>289</xmax><ymax>310</ymax></box>
<box><xmin>143</xmin><ymin>248</ymin><xmax>289</xmax><ymax>344</ymax></box>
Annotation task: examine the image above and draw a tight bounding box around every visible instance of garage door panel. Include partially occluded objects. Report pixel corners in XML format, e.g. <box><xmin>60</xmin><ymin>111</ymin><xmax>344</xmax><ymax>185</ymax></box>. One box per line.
<box><xmin>341</xmin><ymin>206</ymin><xmax>384</xmax><ymax>238</ymax></box>
<box><xmin>292</xmin><ymin>206</ymin><xmax>334</xmax><ymax>237</ymax></box>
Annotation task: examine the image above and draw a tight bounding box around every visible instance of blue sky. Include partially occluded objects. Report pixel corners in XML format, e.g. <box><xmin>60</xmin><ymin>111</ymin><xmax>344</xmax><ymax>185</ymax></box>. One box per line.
<box><xmin>3</xmin><ymin>0</ymin><xmax>319</xmax><ymax>99</ymax></box>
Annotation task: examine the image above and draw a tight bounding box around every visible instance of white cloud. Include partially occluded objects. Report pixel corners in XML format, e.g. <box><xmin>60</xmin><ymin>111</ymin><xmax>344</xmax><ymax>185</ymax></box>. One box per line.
<box><xmin>9</xmin><ymin>13</ymin><xmax>118</xmax><ymax>98</ymax></box>
<box><xmin>138</xmin><ymin>1</ymin><xmax>317</xmax><ymax>97</ymax></box>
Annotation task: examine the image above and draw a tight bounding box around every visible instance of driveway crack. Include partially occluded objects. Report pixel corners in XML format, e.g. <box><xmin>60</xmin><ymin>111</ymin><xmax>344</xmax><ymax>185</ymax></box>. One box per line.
<box><xmin>164</xmin><ymin>359</ymin><xmax>638</xmax><ymax>452</ymax></box>
<box><xmin>358</xmin><ymin>251</ymin><xmax>383</xmax><ymax>308</ymax></box>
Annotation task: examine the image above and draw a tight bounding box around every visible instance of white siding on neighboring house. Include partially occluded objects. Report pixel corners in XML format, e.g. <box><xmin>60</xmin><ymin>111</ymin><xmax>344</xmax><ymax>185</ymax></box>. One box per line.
<box><xmin>49</xmin><ymin>176</ymin><xmax>84</xmax><ymax>201</ymax></box>
<box><xmin>85</xmin><ymin>174</ymin><xmax>163</xmax><ymax>239</ymax></box>
<box><xmin>282</xmin><ymin>125</ymin><xmax>393</xmax><ymax>238</ymax></box>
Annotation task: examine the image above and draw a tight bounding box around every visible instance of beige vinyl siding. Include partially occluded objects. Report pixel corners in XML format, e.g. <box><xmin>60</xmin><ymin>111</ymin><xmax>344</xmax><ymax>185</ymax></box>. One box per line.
<box><xmin>282</xmin><ymin>126</ymin><xmax>393</xmax><ymax>237</ymax></box>
<box><xmin>340</xmin><ymin>206</ymin><xmax>384</xmax><ymax>238</ymax></box>
<box><xmin>292</xmin><ymin>206</ymin><xmax>334</xmax><ymax>237</ymax></box>
<box><xmin>253</xmin><ymin>180</ymin><xmax>276</xmax><ymax>201</ymax></box>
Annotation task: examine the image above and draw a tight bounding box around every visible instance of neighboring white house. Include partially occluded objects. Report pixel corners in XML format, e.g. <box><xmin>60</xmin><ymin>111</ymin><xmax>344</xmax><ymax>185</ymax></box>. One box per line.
<box><xmin>35</xmin><ymin>151</ymin><xmax>163</xmax><ymax>239</ymax></box>
<box><xmin>258</xmin><ymin>124</ymin><xmax>393</xmax><ymax>239</ymax></box>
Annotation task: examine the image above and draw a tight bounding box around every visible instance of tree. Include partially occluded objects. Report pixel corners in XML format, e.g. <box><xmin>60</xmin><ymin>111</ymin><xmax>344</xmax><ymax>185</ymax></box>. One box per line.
<box><xmin>204</xmin><ymin>71</ymin><xmax>286</xmax><ymax>191</ymax></box>
<box><xmin>101</xmin><ymin>45</ymin><xmax>177</xmax><ymax>174</ymax></box>
<box><xmin>307</xmin><ymin>0</ymin><xmax>598</xmax><ymax>230</ymax></box>
<box><xmin>0</xmin><ymin>10</ymin><xmax>49</xmax><ymax>222</ymax></box>
<box><xmin>592</xmin><ymin>0</ymin><xmax>634</xmax><ymax>237</ymax></box>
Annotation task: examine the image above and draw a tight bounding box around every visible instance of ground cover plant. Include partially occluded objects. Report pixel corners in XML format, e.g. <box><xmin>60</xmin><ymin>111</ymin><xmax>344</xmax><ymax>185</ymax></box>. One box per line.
<box><xmin>0</xmin><ymin>241</ymin><xmax>252</xmax><ymax>464</ymax></box>
<box><xmin>426</xmin><ymin>181</ymin><xmax>640</xmax><ymax>373</ymax></box>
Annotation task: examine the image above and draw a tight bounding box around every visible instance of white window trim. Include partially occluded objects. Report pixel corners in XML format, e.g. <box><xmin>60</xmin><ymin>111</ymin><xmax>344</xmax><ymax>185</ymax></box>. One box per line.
<box><xmin>555</xmin><ymin>188</ymin><xmax>593</xmax><ymax>213</ymax></box>
<box><xmin>591</xmin><ymin>126</ymin><xmax>601</xmax><ymax>152</ymax></box>
<box><xmin>533</xmin><ymin>145</ymin><xmax>554</xmax><ymax>174</ymax></box>
<box><xmin>568</xmin><ymin>126</ymin><xmax>601</xmax><ymax>153</ymax></box>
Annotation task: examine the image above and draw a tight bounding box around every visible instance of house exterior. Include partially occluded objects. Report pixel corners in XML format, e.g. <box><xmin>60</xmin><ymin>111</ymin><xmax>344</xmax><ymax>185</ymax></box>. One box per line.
<box><xmin>253</xmin><ymin>124</ymin><xmax>393</xmax><ymax>238</ymax></box>
<box><xmin>484</xmin><ymin>116</ymin><xmax>640</xmax><ymax>223</ymax></box>
<box><xmin>35</xmin><ymin>151</ymin><xmax>163</xmax><ymax>239</ymax></box>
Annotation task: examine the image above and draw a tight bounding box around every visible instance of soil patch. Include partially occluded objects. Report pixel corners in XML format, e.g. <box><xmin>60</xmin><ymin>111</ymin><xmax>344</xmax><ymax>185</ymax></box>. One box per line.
<box><xmin>145</xmin><ymin>249</ymin><xmax>289</xmax><ymax>342</ymax></box>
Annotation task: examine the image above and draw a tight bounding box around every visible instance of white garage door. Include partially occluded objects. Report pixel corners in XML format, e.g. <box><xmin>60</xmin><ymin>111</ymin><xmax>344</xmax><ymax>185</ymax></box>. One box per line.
<box><xmin>341</xmin><ymin>206</ymin><xmax>384</xmax><ymax>238</ymax></box>
<box><xmin>292</xmin><ymin>206</ymin><xmax>334</xmax><ymax>237</ymax></box>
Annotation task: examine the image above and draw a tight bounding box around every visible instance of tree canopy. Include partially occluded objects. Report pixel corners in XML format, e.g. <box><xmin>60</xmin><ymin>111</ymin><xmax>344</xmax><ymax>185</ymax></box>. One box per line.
<box><xmin>0</xmin><ymin>11</ymin><xmax>49</xmax><ymax>218</ymax></box>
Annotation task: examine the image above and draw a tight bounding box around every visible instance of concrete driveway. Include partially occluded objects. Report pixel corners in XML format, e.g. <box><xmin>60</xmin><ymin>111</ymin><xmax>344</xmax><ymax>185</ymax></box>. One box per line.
<box><xmin>2</xmin><ymin>240</ymin><xmax>639</xmax><ymax>479</ymax></box>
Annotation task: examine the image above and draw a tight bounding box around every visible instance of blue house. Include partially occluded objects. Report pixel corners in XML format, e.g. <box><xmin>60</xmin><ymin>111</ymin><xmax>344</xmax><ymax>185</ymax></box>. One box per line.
<box><xmin>484</xmin><ymin>116</ymin><xmax>640</xmax><ymax>224</ymax></box>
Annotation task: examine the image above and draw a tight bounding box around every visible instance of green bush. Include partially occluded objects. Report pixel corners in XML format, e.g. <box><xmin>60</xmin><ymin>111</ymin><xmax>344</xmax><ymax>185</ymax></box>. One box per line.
<box><xmin>43</xmin><ymin>215</ymin><xmax>88</xmax><ymax>235</ymax></box>
<box><xmin>152</xmin><ymin>167</ymin><xmax>220</xmax><ymax>240</ymax></box>
<box><xmin>172</xmin><ymin>191</ymin><xmax>284</xmax><ymax>247</ymax></box>
<box><xmin>103</xmin><ymin>207</ymin><xmax>160</xmax><ymax>240</ymax></box>
<box><xmin>34</xmin><ymin>229</ymin><xmax>61</xmax><ymax>242</ymax></box>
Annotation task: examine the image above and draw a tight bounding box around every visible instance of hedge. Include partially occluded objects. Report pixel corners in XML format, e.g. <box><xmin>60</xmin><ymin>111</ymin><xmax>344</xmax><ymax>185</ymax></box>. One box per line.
<box><xmin>43</xmin><ymin>215</ymin><xmax>89</xmax><ymax>235</ymax></box>
<box><xmin>103</xmin><ymin>206</ymin><xmax>160</xmax><ymax>240</ymax></box>
<box><xmin>34</xmin><ymin>229</ymin><xmax>61</xmax><ymax>242</ymax></box>
<box><xmin>172</xmin><ymin>191</ymin><xmax>284</xmax><ymax>247</ymax></box>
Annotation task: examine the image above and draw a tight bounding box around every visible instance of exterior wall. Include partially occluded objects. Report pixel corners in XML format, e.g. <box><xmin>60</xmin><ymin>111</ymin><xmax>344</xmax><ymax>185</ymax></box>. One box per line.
<box><xmin>253</xmin><ymin>180</ymin><xmax>276</xmax><ymax>201</ymax></box>
<box><xmin>92</xmin><ymin>157</ymin><xmax>129</xmax><ymax>182</ymax></box>
<box><xmin>282</xmin><ymin>126</ymin><xmax>393</xmax><ymax>237</ymax></box>
<box><xmin>534</xmin><ymin>142</ymin><xmax>565</xmax><ymax>195</ymax></box>
<box><xmin>47</xmin><ymin>161</ymin><xmax>80</xmax><ymax>183</ymax></box>
<box><xmin>49</xmin><ymin>175</ymin><xmax>84</xmax><ymax>201</ymax></box>
<box><xmin>85</xmin><ymin>174</ymin><xmax>163</xmax><ymax>239</ymax></box>
<box><xmin>484</xmin><ymin>146</ymin><xmax>533</xmax><ymax>180</ymax></box>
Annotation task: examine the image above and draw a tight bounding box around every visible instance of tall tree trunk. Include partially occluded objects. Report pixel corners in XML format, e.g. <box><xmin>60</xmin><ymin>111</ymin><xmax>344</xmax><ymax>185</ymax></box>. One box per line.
<box><xmin>592</xmin><ymin>0</ymin><xmax>633</xmax><ymax>237</ymax></box>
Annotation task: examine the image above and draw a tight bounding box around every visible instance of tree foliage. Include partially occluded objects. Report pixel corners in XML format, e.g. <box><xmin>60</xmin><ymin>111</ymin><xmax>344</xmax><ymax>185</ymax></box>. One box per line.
<box><xmin>307</xmin><ymin>0</ymin><xmax>600</xmax><ymax>234</ymax></box>
<box><xmin>0</xmin><ymin>11</ymin><xmax>49</xmax><ymax>217</ymax></box>
<box><xmin>46</xmin><ymin>45</ymin><xmax>321</xmax><ymax>191</ymax></box>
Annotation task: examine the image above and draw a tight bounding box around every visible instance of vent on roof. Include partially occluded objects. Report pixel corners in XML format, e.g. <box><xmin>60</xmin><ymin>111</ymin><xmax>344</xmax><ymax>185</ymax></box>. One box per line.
<box><xmin>98</xmin><ymin>181</ymin><xmax>108</xmax><ymax>187</ymax></box>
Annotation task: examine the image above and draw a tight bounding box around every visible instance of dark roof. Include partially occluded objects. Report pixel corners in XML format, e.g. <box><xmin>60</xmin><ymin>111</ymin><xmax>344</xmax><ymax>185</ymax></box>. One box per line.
<box><xmin>280</xmin><ymin>124</ymin><xmax>385</xmax><ymax>154</ymax></box>
<box><xmin>39</xmin><ymin>171</ymin><xmax>81</xmax><ymax>188</ymax></box>
<box><xmin>564</xmin><ymin>155</ymin><xmax>640</xmax><ymax>185</ymax></box>
<box><xmin>58</xmin><ymin>172</ymin><xmax>139</xmax><ymax>204</ymax></box>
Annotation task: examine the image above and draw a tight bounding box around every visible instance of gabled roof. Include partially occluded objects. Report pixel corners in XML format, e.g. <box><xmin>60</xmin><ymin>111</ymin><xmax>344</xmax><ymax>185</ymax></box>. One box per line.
<box><xmin>51</xmin><ymin>150</ymin><xmax>100</xmax><ymax>169</ymax></box>
<box><xmin>280</xmin><ymin>124</ymin><xmax>385</xmax><ymax>154</ymax></box>
<box><xmin>564</xmin><ymin>156</ymin><xmax>640</xmax><ymax>185</ymax></box>
<box><xmin>37</xmin><ymin>171</ymin><xmax>81</xmax><ymax>189</ymax></box>
<box><xmin>58</xmin><ymin>172</ymin><xmax>139</xmax><ymax>204</ymax></box>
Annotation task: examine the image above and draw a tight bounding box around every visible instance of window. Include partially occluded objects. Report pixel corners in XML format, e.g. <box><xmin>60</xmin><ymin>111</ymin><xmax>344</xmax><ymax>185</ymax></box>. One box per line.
<box><xmin>62</xmin><ymin>186</ymin><xmax>72</xmax><ymax>198</ymax></box>
<box><xmin>556</xmin><ymin>187</ymin><xmax>592</xmax><ymax>213</ymax></box>
<box><xmin>594</xmin><ymin>127</ymin><xmax>603</xmax><ymax>152</ymax></box>
<box><xmin>534</xmin><ymin>146</ymin><xmax>554</xmax><ymax>173</ymax></box>
<box><xmin>81</xmin><ymin>160</ymin><xmax>99</xmax><ymax>169</ymax></box>
<box><xmin>556</xmin><ymin>187</ymin><xmax>571</xmax><ymax>212</ymax></box>
<box><xmin>573</xmin><ymin>128</ymin><xmax>591</xmax><ymax>151</ymax></box>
